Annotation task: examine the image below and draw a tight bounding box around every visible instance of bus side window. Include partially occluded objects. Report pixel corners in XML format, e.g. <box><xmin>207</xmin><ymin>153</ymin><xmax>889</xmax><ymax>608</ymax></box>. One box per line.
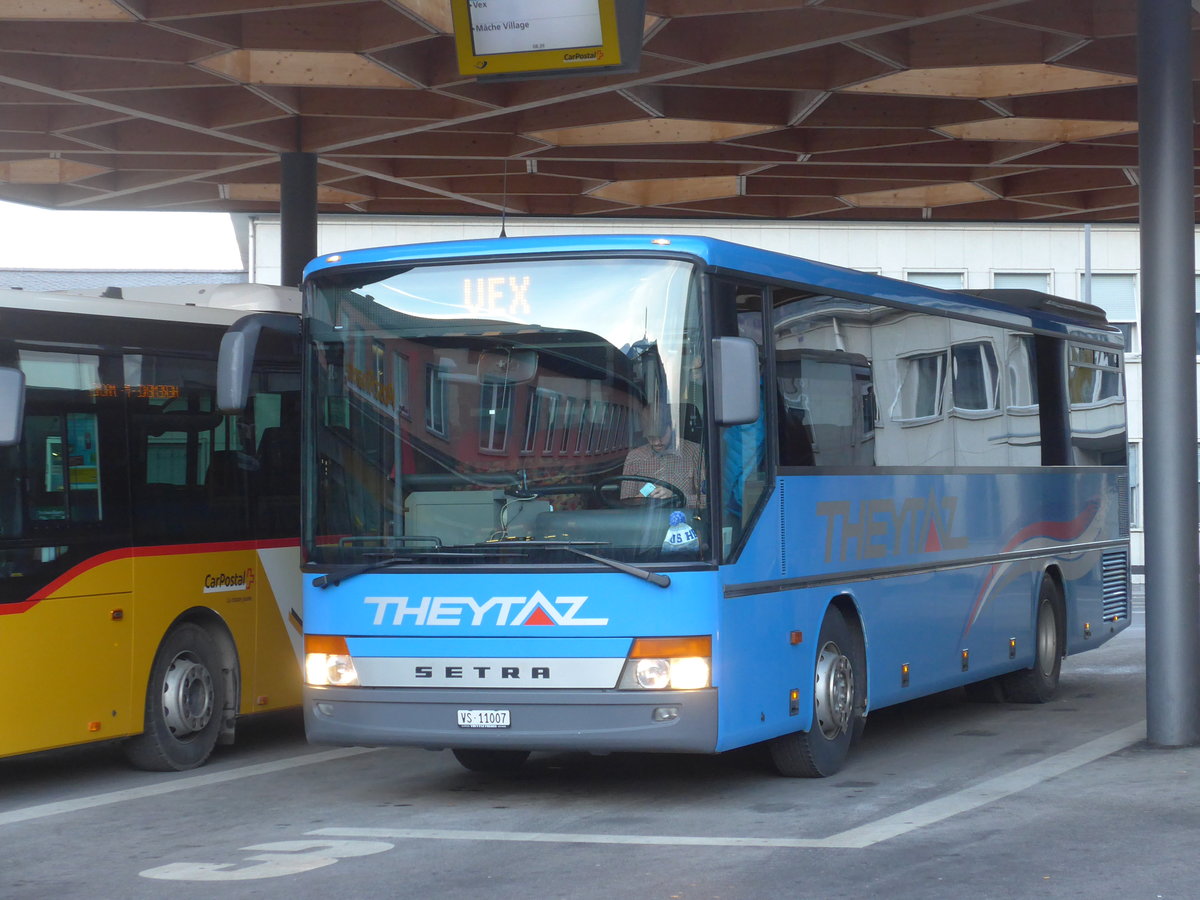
<box><xmin>255</xmin><ymin>398</ymin><xmax>301</xmax><ymax>538</ymax></box>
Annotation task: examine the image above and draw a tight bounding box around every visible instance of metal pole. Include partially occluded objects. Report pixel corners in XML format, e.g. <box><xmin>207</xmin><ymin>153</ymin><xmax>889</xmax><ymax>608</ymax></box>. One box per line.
<box><xmin>1083</xmin><ymin>223</ymin><xmax>1092</xmax><ymax>305</ymax></box>
<box><xmin>1139</xmin><ymin>0</ymin><xmax>1200</xmax><ymax>746</ymax></box>
<box><xmin>280</xmin><ymin>151</ymin><xmax>318</xmax><ymax>288</ymax></box>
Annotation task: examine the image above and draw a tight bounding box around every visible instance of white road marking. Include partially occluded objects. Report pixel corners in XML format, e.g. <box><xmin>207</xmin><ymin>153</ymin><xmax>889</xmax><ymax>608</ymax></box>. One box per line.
<box><xmin>0</xmin><ymin>747</ymin><xmax>375</xmax><ymax>828</ymax></box>
<box><xmin>314</xmin><ymin>720</ymin><xmax>1146</xmax><ymax>850</ymax></box>
<box><xmin>3</xmin><ymin>720</ymin><xmax>1146</xmax><ymax>853</ymax></box>
<box><xmin>824</xmin><ymin>720</ymin><xmax>1145</xmax><ymax>848</ymax></box>
<box><xmin>314</xmin><ymin>826</ymin><xmax>835</xmax><ymax>849</ymax></box>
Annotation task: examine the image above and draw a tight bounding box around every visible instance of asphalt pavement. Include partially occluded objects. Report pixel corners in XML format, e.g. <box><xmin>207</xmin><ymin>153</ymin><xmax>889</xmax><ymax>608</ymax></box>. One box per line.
<box><xmin>1</xmin><ymin>585</ymin><xmax>1196</xmax><ymax>899</ymax></box>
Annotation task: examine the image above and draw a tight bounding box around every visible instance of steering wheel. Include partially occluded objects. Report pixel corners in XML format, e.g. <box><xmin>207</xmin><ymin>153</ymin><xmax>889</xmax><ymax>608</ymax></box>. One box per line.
<box><xmin>595</xmin><ymin>474</ymin><xmax>688</xmax><ymax>509</ymax></box>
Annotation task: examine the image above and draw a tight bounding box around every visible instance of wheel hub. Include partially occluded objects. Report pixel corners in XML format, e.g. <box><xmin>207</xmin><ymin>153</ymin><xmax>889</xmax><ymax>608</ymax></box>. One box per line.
<box><xmin>161</xmin><ymin>652</ymin><xmax>215</xmax><ymax>737</ymax></box>
<box><xmin>814</xmin><ymin>640</ymin><xmax>854</xmax><ymax>739</ymax></box>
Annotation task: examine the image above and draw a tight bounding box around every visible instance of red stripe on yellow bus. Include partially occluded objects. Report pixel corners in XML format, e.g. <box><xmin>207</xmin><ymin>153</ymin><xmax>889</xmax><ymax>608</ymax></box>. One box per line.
<box><xmin>0</xmin><ymin>538</ymin><xmax>299</xmax><ymax>616</ymax></box>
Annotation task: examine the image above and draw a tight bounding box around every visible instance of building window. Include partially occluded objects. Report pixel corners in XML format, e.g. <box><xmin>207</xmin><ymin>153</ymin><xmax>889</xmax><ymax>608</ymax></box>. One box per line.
<box><xmin>1128</xmin><ymin>443</ymin><xmax>1140</xmax><ymax>529</ymax></box>
<box><xmin>896</xmin><ymin>352</ymin><xmax>946</xmax><ymax>420</ymax></box>
<box><xmin>907</xmin><ymin>272</ymin><xmax>965</xmax><ymax>290</ymax></box>
<box><xmin>1085</xmin><ymin>273</ymin><xmax>1137</xmax><ymax>353</ymax></box>
<box><xmin>540</xmin><ymin>390</ymin><xmax>560</xmax><ymax>455</ymax></box>
<box><xmin>1194</xmin><ymin>275</ymin><xmax>1200</xmax><ymax>356</ymax></box>
<box><xmin>951</xmin><ymin>341</ymin><xmax>1000</xmax><ymax>412</ymax></box>
<box><xmin>425</xmin><ymin>364</ymin><xmax>447</xmax><ymax>437</ymax></box>
<box><xmin>1068</xmin><ymin>346</ymin><xmax>1122</xmax><ymax>406</ymax></box>
<box><xmin>559</xmin><ymin>397</ymin><xmax>577</xmax><ymax>454</ymax></box>
<box><xmin>1006</xmin><ymin>334</ymin><xmax>1039</xmax><ymax>409</ymax></box>
<box><xmin>479</xmin><ymin>382</ymin><xmax>513</xmax><ymax>453</ymax></box>
<box><xmin>574</xmin><ymin>400</ymin><xmax>590</xmax><ymax>454</ymax></box>
<box><xmin>392</xmin><ymin>352</ymin><xmax>409</xmax><ymax>418</ymax></box>
<box><xmin>994</xmin><ymin>272</ymin><xmax>1050</xmax><ymax>292</ymax></box>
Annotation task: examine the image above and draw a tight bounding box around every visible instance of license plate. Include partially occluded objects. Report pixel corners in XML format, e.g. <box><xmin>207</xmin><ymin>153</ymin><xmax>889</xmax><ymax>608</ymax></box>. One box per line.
<box><xmin>457</xmin><ymin>709</ymin><xmax>511</xmax><ymax>728</ymax></box>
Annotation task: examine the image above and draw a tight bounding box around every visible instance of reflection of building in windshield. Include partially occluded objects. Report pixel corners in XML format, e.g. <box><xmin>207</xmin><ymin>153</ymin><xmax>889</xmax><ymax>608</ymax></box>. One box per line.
<box><xmin>310</xmin><ymin>256</ymin><xmax>707</xmax><ymax>556</ymax></box>
<box><xmin>318</xmin><ymin>305</ymin><xmax>663</xmax><ymax>545</ymax></box>
<box><xmin>362</xmin><ymin>257</ymin><xmax>695</xmax><ymax>360</ymax></box>
<box><xmin>771</xmin><ymin>290</ymin><xmax>1125</xmax><ymax>469</ymax></box>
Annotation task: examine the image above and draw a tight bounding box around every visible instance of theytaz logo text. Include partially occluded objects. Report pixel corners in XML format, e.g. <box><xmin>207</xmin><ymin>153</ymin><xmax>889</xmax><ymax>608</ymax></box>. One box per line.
<box><xmin>364</xmin><ymin>590</ymin><xmax>608</xmax><ymax>627</ymax></box>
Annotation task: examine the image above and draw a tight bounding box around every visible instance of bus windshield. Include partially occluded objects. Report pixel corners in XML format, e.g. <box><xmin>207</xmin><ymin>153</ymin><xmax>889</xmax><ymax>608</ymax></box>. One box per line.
<box><xmin>306</xmin><ymin>256</ymin><xmax>709</xmax><ymax>568</ymax></box>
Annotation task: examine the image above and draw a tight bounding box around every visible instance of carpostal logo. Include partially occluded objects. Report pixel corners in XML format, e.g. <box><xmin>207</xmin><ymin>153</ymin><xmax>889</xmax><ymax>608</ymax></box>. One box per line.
<box><xmin>203</xmin><ymin>568</ymin><xmax>255</xmax><ymax>594</ymax></box>
<box><xmin>563</xmin><ymin>50</ymin><xmax>603</xmax><ymax>63</ymax></box>
<box><xmin>364</xmin><ymin>590</ymin><xmax>608</xmax><ymax>627</ymax></box>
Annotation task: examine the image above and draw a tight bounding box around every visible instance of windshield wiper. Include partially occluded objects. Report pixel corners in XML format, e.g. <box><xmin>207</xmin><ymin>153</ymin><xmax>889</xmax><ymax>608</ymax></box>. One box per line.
<box><xmin>461</xmin><ymin>539</ymin><xmax>667</xmax><ymax>587</ymax></box>
<box><xmin>551</xmin><ymin>545</ymin><xmax>670</xmax><ymax>588</ymax></box>
<box><xmin>314</xmin><ymin>540</ymin><xmax>669</xmax><ymax>589</ymax></box>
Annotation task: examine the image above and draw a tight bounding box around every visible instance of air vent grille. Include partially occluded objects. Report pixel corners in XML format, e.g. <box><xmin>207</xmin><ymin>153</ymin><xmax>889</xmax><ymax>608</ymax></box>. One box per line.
<box><xmin>1101</xmin><ymin>550</ymin><xmax>1130</xmax><ymax>621</ymax></box>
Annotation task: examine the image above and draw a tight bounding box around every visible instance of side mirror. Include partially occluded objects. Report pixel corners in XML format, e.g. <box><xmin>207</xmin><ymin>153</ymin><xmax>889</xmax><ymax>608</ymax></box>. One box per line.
<box><xmin>711</xmin><ymin>336</ymin><xmax>760</xmax><ymax>426</ymax></box>
<box><xmin>0</xmin><ymin>367</ymin><xmax>25</xmax><ymax>446</ymax></box>
<box><xmin>217</xmin><ymin>313</ymin><xmax>300</xmax><ymax>412</ymax></box>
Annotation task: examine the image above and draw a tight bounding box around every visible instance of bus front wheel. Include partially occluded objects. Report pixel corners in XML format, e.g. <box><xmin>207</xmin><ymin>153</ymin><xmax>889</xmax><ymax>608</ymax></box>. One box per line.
<box><xmin>123</xmin><ymin>622</ymin><xmax>227</xmax><ymax>771</ymax></box>
<box><xmin>768</xmin><ymin>608</ymin><xmax>865</xmax><ymax>778</ymax></box>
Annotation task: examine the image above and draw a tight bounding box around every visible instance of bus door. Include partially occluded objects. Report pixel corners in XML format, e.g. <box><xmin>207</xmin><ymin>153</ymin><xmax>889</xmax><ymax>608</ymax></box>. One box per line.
<box><xmin>126</xmin><ymin>350</ymin><xmax>263</xmax><ymax>714</ymax></box>
<box><xmin>0</xmin><ymin>346</ymin><xmax>135</xmax><ymax>755</ymax></box>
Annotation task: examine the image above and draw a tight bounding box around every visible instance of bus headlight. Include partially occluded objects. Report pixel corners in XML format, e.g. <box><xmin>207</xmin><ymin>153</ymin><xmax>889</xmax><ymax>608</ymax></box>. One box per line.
<box><xmin>667</xmin><ymin>656</ymin><xmax>710</xmax><ymax>690</ymax></box>
<box><xmin>620</xmin><ymin>636</ymin><xmax>711</xmax><ymax>690</ymax></box>
<box><xmin>305</xmin><ymin>635</ymin><xmax>360</xmax><ymax>687</ymax></box>
<box><xmin>635</xmin><ymin>658</ymin><xmax>671</xmax><ymax>689</ymax></box>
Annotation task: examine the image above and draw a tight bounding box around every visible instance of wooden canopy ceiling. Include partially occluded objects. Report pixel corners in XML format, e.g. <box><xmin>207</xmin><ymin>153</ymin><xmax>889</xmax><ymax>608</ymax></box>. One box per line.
<box><xmin>0</xmin><ymin>0</ymin><xmax>1189</xmax><ymax>222</ymax></box>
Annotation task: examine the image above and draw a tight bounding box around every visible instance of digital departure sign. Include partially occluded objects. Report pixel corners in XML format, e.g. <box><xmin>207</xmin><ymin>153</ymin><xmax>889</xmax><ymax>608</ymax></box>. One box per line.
<box><xmin>462</xmin><ymin>274</ymin><xmax>532</xmax><ymax>318</ymax></box>
<box><xmin>452</xmin><ymin>0</ymin><xmax>643</xmax><ymax>81</ymax></box>
<box><xmin>91</xmin><ymin>383</ymin><xmax>181</xmax><ymax>399</ymax></box>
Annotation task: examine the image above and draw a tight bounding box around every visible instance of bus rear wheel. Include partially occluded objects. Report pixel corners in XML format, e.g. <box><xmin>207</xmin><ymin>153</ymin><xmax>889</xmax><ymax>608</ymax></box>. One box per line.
<box><xmin>452</xmin><ymin>748</ymin><xmax>530</xmax><ymax>774</ymax></box>
<box><xmin>123</xmin><ymin>622</ymin><xmax>227</xmax><ymax>771</ymax></box>
<box><xmin>768</xmin><ymin>608</ymin><xmax>865</xmax><ymax>778</ymax></box>
<box><xmin>1000</xmin><ymin>580</ymin><xmax>1063</xmax><ymax>703</ymax></box>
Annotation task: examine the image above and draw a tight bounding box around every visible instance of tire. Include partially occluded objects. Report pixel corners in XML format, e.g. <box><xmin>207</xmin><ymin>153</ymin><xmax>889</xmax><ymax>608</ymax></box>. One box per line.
<box><xmin>452</xmin><ymin>748</ymin><xmax>530</xmax><ymax>774</ymax></box>
<box><xmin>123</xmin><ymin>622</ymin><xmax>228</xmax><ymax>771</ymax></box>
<box><xmin>1000</xmin><ymin>579</ymin><xmax>1063</xmax><ymax>703</ymax></box>
<box><xmin>769</xmin><ymin>607</ymin><xmax>865</xmax><ymax>778</ymax></box>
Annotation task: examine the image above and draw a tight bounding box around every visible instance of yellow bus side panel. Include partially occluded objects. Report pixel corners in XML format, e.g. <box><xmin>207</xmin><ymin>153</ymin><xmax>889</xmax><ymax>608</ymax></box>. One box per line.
<box><xmin>0</xmin><ymin>556</ymin><xmax>134</xmax><ymax>757</ymax></box>
<box><xmin>130</xmin><ymin>547</ymin><xmax>259</xmax><ymax>715</ymax></box>
<box><xmin>1</xmin><ymin>542</ymin><xmax>302</xmax><ymax>761</ymax></box>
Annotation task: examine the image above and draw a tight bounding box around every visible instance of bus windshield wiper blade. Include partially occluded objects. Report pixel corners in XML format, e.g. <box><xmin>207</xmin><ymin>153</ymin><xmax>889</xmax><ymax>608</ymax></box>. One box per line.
<box><xmin>549</xmin><ymin>545</ymin><xmax>670</xmax><ymax>589</ymax></box>
<box><xmin>315</xmin><ymin>541</ymin><xmax>669</xmax><ymax>589</ymax></box>
<box><xmin>469</xmin><ymin>540</ymin><xmax>666</xmax><ymax>588</ymax></box>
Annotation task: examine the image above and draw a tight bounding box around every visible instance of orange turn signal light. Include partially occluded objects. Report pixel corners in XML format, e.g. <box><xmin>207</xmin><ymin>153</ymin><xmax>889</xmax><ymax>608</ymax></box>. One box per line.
<box><xmin>629</xmin><ymin>636</ymin><xmax>711</xmax><ymax>658</ymax></box>
<box><xmin>305</xmin><ymin>634</ymin><xmax>350</xmax><ymax>655</ymax></box>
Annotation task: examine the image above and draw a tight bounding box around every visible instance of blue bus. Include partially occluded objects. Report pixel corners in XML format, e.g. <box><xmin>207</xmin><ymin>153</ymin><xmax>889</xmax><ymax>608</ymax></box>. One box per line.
<box><xmin>229</xmin><ymin>234</ymin><xmax>1131</xmax><ymax>777</ymax></box>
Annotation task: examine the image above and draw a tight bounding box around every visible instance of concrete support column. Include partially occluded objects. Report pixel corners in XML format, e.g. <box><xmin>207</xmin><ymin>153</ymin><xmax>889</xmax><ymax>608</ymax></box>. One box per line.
<box><xmin>280</xmin><ymin>151</ymin><xmax>318</xmax><ymax>288</ymax></box>
<box><xmin>1139</xmin><ymin>0</ymin><xmax>1200</xmax><ymax>746</ymax></box>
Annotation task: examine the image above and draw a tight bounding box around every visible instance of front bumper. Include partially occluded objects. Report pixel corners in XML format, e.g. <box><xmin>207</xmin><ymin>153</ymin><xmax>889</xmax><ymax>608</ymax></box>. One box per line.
<box><xmin>305</xmin><ymin>685</ymin><xmax>718</xmax><ymax>754</ymax></box>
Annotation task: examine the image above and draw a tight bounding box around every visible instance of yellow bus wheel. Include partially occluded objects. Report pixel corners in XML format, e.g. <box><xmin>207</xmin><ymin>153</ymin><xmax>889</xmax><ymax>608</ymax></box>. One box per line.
<box><xmin>123</xmin><ymin>623</ymin><xmax>227</xmax><ymax>771</ymax></box>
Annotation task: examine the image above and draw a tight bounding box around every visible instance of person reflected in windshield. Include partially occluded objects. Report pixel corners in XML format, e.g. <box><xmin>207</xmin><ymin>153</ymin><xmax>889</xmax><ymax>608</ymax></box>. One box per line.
<box><xmin>620</xmin><ymin>406</ymin><xmax>704</xmax><ymax>507</ymax></box>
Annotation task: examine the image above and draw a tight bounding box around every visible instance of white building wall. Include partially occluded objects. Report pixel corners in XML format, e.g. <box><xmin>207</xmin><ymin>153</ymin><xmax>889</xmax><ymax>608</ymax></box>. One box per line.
<box><xmin>251</xmin><ymin>216</ymin><xmax>1153</xmax><ymax>575</ymax></box>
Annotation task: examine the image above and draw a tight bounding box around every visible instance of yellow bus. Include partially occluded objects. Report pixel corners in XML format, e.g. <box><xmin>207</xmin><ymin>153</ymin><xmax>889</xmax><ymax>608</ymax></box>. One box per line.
<box><xmin>0</xmin><ymin>283</ymin><xmax>303</xmax><ymax>770</ymax></box>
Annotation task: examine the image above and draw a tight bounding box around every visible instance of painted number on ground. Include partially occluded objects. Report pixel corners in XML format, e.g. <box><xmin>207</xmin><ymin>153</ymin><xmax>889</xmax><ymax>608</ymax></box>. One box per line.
<box><xmin>139</xmin><ymin>838</ymin><xmax>394</xmax><ymax>881</ymax></box>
